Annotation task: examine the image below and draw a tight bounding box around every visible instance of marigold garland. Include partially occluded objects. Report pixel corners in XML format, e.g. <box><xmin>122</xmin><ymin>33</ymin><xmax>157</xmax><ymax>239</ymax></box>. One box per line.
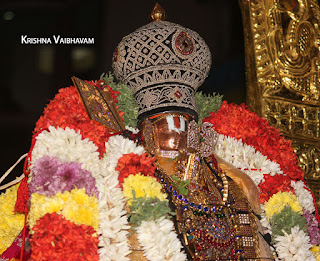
<box><xmin>264</xmin><ymin>191</ymin><xmax>303</xmax><ymax>221</ymax></box>
<box><xmin>0</xmin><ymin>183</ymin><xmax>24</xmax><ymax>255</ymax></box>
<box><xmin>31</xmin><ymin>212</ymin><xmax>99</xmax><ymax>261</ymax></box>
<box><xmin>258</xmin><ymin>174</ymin><xmax>295</xmax><ymax>203</ymax></box>
<box><xmin>28</xmin><ymin>188</ymin><xmax>99</xmax><ymax>231</ymax></box>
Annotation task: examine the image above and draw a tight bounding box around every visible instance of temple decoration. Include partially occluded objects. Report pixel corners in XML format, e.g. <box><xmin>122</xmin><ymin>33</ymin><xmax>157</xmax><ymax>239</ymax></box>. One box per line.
<box><xmin>239</xmin><ymin>0</ymin><xmax>320</xmax><ymax>206</ymax></box>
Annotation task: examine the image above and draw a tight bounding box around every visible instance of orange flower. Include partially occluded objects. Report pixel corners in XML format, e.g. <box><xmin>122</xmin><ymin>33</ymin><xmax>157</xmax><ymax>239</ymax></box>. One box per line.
<box><xmin>34</xmin><ymin>84</ymin><xmax>118</xmax><ymax>157</ymax></box>
<box><xmin>116</xmin><ymin>153</ymin><xmax>156</xmax><ymax>188</ymax></box>
<box><xmin>204</xmin><ymin>101</ymin><xmax>304</xmax><ymax>181</ymax></box>
<box><xmin>31</xmin><ymin>213</ymin><xmax>99</xmax><ymax>261</ymax></box>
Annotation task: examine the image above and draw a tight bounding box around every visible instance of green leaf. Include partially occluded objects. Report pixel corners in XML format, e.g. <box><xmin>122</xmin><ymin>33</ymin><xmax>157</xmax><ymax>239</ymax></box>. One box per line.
<box><xmin>128</xmin><ymin>197</ymin><xmax>175</xmax><ymax>230</ymax></box>
<box><xmin>100</xmin><ymin>72</ymin><xmax>138</xmax><ymax>128</ymax></box>
<box><xmin>195</xmin><ymin>91</ymin><xmax>223</xmax><ymax>124</ymax></box>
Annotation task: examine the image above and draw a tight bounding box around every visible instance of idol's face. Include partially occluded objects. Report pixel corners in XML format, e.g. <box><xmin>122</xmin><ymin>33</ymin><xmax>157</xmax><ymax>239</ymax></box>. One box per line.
<box><xmin>153</xmin><ymin>114</ymin><xmax>188</xmax><ymax>151</ymax></box>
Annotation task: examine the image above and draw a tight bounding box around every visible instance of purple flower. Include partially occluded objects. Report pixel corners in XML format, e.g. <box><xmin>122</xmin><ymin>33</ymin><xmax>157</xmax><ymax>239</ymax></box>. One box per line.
<box><xmin>29</xmin><ymin>156</ymin><xmax>61</xmax><ymax>196</ymax></box>
<box><xmin>55</xmin><ymin>162</ymin><xmax>99</xmax><ymax>197</ymax></box>
<box><xmin>29</xmin><ymin>156</ymin><xmax>98</xmax><ymax>198</ymax></box>
<box><xmin>303</xmin><ymin>208</ymin><xmax>320</xmax><ymax>245</ymax></box>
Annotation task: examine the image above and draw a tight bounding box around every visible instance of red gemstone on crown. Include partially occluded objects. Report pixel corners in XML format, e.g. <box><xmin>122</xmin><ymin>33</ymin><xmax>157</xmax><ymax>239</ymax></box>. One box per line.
<box><xmin>175</xmin><ymin>91</ymin><xmax>183</xmax><ymax>99</ymax></box>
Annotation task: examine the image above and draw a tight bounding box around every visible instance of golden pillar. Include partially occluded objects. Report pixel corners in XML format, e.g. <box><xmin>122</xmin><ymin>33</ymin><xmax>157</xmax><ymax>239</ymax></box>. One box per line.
<box><xmin>239</xmin><ymin>0</ymin><xmax>320</xmax><ymax>205</ymax></box>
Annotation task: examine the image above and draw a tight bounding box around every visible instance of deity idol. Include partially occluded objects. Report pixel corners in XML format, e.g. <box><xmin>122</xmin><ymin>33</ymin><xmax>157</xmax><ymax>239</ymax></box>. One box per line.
<box><xmin>2</xmin><ymin>4</ymin><xmax>319</xmax><ymax>261</ymax></box>
<box><xmin>111</xmin><ymin>4</ymin><xmax>273</xmax><ymax>260</ymax></box>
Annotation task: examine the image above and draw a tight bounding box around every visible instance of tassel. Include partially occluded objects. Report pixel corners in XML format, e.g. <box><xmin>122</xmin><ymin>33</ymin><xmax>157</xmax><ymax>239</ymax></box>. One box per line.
<box><xmin>14</xmin><ymin>177</ymin><xmax>29</xmax><ymax>214</ymax></box>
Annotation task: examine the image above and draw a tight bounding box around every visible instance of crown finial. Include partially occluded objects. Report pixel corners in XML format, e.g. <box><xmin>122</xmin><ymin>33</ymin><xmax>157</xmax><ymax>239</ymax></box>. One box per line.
<box><xmin>150</xmin><ymin>3</ymin><xmax>167</xmax><ymax>21</ymax></box>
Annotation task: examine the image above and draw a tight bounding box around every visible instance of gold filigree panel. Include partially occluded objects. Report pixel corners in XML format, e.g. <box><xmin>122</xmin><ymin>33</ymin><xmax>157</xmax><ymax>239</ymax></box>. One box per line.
<box><xmin>263</xmin><ymin>97</ymin><xmax>320</xmax><ymax>139</ymax></box>
<box><xmin>240</xmin><ymin>0</ymin><xmax>320</xmax><ymax>204</ymax></box>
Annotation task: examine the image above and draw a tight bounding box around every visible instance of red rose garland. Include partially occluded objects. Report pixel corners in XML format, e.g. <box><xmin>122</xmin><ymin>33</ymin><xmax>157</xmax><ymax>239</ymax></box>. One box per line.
<box><xmin>203</xmin><ymin>101</ymin><xmax>304</xmax><ymax>181</ymax></box>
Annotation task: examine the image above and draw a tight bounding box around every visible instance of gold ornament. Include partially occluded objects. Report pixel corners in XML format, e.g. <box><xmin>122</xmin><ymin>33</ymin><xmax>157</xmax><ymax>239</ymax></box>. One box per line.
<box><xmin>239</xmin><ymin>0</ymin><xmax>320</xmax><ymax>207</ymax></box>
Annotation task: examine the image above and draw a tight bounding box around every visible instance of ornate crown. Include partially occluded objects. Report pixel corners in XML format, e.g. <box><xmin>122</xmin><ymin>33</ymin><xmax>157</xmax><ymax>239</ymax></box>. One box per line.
<box><xmin>112</xmin><ymin>4</ymin><xmax>212</xmax><ymax>121</ymax></box>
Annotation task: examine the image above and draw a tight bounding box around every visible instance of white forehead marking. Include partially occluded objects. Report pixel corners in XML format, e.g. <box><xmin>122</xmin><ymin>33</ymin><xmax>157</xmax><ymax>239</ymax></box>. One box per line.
<box><xmin>166</xmin><ymin>115</ymin><xmax>186</xmax><ymax>133</ymax></box>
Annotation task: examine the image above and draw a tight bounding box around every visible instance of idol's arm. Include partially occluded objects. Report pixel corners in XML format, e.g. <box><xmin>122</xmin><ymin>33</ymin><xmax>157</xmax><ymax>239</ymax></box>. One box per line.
<box><xmin>214</xmin><ymin>153</ymin><xmax>261</xmax><ymax>215</ymax></box>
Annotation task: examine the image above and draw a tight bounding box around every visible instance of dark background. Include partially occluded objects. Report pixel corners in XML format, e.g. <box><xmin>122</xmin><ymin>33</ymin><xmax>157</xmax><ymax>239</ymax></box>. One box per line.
<box><xmin>0</xmin><ymin>0</ymin><xmax>245</xmax><ymax>186</ymax></box>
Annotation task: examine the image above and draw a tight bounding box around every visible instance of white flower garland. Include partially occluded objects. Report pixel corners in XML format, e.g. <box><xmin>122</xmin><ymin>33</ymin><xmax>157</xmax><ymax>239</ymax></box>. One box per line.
<box><xmin>104</xmin><ymin>135</ymin><xmax>186</xmax><ymax>261</ymax></box>
<box><xmin>274</xmin><ymin>226</ymin><xmax>315</xmax><ymax>261</ymax></box>
<box><xmin>31</xmin><ymin>126</ymin><xmax>100</xmax><ymax>179</ymax></box>
<box><xmin>136</xmin><ymin>217</ymin><xmax>187</xmax><ymax>261</ymax></box>
<box><xmin>214</xmin><ymin>133</ymin><xmax>319</xmax><ymax>260</ymax></box>
<box><xmin>291</xmin><ymin>180</ymin><xmax>315</xmax><ymax>213</ymax></box>
<box><xmin>214</xmin><ymin>134</ymin><xmax>282</xmax><ymax>185</ymax></box>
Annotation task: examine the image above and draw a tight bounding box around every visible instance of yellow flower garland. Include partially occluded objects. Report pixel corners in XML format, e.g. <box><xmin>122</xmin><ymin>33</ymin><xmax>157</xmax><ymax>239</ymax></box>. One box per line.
<box><xmin>123</xmin><ymin>173</ymin><xmax>167</xmax><ymax>204</ymax></box>
<box><xmin>28</xmin><ymin>188</ymin><xmax>99</xmax><ymax>231</ymax></box>
<box><xmin>264</xmin><ymin>191</ymin><xmax>302</xmax><ymax>221</ymax></box>
<box><xmin>0</xmin><ymin>183</ymin><xmax>24</xmax><ymax>254</ymax></box>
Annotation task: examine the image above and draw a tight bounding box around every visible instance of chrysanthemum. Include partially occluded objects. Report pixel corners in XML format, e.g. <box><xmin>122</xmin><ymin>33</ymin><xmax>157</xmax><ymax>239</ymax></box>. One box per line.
<box><xmin>28</xmin><ymin>188</ymin><xmax>99</xmax><ymax>231</ymax></box>
<box><xmin>31</xmin><ymin>126</ymin><xmax>101</xmax><ymax>179</ymax></box>
<box><xmin>29</xmin><ymin>156</ymin><xmax>98</xmax><ymax>197</ymax></box>
<box><xmin>122</xmin><ymin>174</ymin><xmax>167</xmax><ymax>203</ymax></box>
<box><xmin>264</xmin><ymin>191</ymin><xmax>302</xmax><ymax>220</ymax></box>
<box><xmin>0</xmin><ymin>184</ymin><xmax>24</xmax><ymax>254</ymax></box>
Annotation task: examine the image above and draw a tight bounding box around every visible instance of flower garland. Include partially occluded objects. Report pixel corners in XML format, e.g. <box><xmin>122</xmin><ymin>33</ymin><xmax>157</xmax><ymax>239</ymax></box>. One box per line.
<box><xmin>34</xmin><ymin>80</ymin><xmax>120</xmax><ymax>156</ymax></box>
<box><xmin>0</xmin><ymin>184</ymin><xmax>24</xmax><ymax>255</ymax></box>
<box><xmin>2</xmin><ymin>75</ymin><xmax>319</xmax><ymax>261</ymax></box>
<box><xmin>204</xmin><ymin>101</ymin><xmax>320</xmax><ymax>260</ymax></box>
<box><xmin>103</xmin><ymin>135</ymin><xmax>187</xmax><ymax>261</ymax></box>
<box><xmin>204</xmin><ymin>101</ymin><xmax>304</xmax><ymax>181</ymax></box>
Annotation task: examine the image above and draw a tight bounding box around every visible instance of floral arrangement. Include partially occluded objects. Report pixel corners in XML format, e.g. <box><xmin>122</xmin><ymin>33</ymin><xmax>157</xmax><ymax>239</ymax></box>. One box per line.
<box><xmin>0</xmin><ymin>184</ymin><xmax>30</xmax><ymax>261</ymax></box>
<box><xmin>204</xmin><ymin>101</ymin><xmax>320</xmax><ymax>260</ymax></box>
<box><xmin>104</xmin><ymin>135</ymin><xmax>186</xmax><ymax>260</ymax></box>
<box><xmin>2</xmin><ymin>75</ymin><xmax>320</xmax><ymax>261</ymax></box>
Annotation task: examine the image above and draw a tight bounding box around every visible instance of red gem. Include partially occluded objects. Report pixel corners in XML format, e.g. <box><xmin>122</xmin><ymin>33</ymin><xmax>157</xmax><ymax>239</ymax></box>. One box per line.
<box><xmin>174</xmin><ymin>91</ymin><xmax>182</xmax><ymax>99</ymax></box>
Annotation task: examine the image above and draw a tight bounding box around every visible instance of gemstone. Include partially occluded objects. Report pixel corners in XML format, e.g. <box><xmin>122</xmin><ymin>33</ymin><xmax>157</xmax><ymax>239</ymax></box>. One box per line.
<box><xmin>160</xmin><ymin>178</ymin><xmax>164</xmax><ymax>183</ymax></box>
<box><xmin>197</xmin><ymin>205</ymin><xmax>202</xmax><ymax>210</ymax></box>
<box><xmin>190</xmin><ymin>202</ymin><xmax>195</xmax><ymax>207</ymax></box>
<box><xmin>178</xmin><ymin>195</ymin><xmax>183</xmax><ymax>200</ymax></box>
<box><xmin>168</xmin><ymin>186</ymin><xmax>172</xmax><ymax>192</ymax></box>
<box><xmin>173</xmin><ymin>191</ymin><xmax>177</xmax><ymax>196</ymax></box>
<box><xmin>211</xmin><ymin>206</ymin><xmax>216</xmax><ymax>212</ymax></box>
<box><xmin>164</xmin><ymin>182</ymin><xmax>167</xmax><ymax>188</ymax></box>
<box><xmin>184</xmin><ymin>198</ymin><xmax>189</xmax><ymax>204</ymax></box>
<box><xmin>174</xmin><ymin>91</ymin><xmax>183</xmax><ymax>99</ymax></box>
<box><xmin>182</xmin><ymin>206</ymin><xmax>189</xmax><ymax>211</ymax></box>
<box><xmin>203</xmin><ymin>207</ymin><xmax>209</xmax><ymax>212</ymax></box>
<box><xmin>187</xmin><ymin>229</ymin><xmax>194</xmax><ymax>234</ymax></box>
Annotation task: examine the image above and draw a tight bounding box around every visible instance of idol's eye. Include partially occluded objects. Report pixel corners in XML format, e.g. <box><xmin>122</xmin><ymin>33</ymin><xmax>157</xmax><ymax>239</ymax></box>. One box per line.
<box><xmin>175</xmin><ymin>32</ymin><xmax>194</xmax><ymax>55</ymax></box>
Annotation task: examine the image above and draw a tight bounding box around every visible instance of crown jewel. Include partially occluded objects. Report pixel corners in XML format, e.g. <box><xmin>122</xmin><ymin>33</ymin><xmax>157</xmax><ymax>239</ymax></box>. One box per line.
<box><xmin>112</xmin><ymin>5</ymin><xmax>212</xmax><ymax>121</ymax></box>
